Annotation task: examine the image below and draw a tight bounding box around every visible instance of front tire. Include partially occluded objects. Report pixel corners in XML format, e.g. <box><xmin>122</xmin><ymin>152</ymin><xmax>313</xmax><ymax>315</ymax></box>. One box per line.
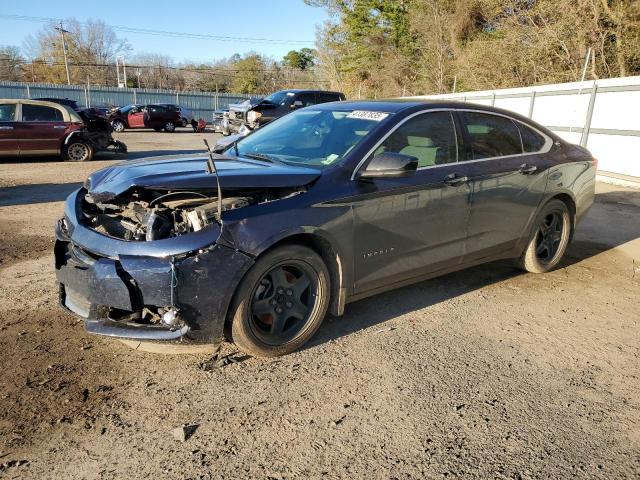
<box><xmin>230</xmin><ymin>245</ymin><xmax>330</xmax><ymax>357</ymax></box>
<box><xmin>518</xmin><ymin>199</ymin><xmax>572</xmax><ymax>273</ymax></box>
<box><xmin>111</xmin><ymin>120</ymin><xmax>125</xmax><ymax>133</ymax></box>
<box><xmin>164</xmin><ymin>121</ymin><xmax>175</xmax><ymax>132</ymax></box>
<box><xmin>65</xmin><ymin>141</ymin><xmax>93</xmax><ymax>162</ymax></box>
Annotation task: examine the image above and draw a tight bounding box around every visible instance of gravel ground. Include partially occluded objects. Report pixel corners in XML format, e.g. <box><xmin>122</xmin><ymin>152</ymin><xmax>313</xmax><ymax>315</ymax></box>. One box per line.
<box><xmin>0</xmin><ymin>131</ymin><xmax>639</xmax><ymax>479</ymax></box>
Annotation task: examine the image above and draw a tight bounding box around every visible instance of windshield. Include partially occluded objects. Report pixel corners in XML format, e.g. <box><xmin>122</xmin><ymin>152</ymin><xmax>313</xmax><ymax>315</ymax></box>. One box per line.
<box><xmin>262</xmin><ymin>91</ymin><xmax>290</xmax><ymax>105</ymax></box>
<box><xmin>233</xmin><ymin>108</ymin><xmax>389</xmax><ymax>168</ymax></box>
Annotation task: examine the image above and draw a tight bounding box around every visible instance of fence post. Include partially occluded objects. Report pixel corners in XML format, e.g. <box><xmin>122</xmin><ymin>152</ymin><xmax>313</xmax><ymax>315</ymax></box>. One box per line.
<box><xmin>26</xmin><ymin>84</ymin><xmax>30</xmax><ymax>98</ymax></box>
<box><xmin>176</xmin><ymin>91</ymin><xmax>179</xmax><ymax>104</ymax></box>
<box><xmin>580</xmin><ymin>82</ymin><xmax>598</xmax><ymax>147</ymax></box>
<box><xmin>491</xmin><ymin>92</ymin><xmax>496</xmax><ymax>106</ymax></box>
<box><xmin>528</xmin><ymin>91</ymin><xmax>536</xmax><ymax>119</ymax></box>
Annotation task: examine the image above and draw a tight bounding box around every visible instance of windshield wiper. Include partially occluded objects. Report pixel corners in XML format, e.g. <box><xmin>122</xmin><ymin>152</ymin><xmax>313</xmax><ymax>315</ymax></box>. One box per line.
<box><xmin>242</xmin><ymin>152</ymin><xmax>276</xmax><ymax>163</ymax></box>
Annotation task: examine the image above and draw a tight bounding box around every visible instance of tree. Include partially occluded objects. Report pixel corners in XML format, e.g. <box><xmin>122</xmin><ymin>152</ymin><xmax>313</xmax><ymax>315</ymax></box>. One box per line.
<box><xmin>0</xmin><ymin>45</ymin><xmax>24</xmax><ymax>81</ymax></box>
<box><xmin>283</xmin><ymin>48</ymin><xmax>317</xmax><ymax>69</ymax></box>
<box><xmin>308</xmin><ymin>0</ymin><xmax>640</xmax><ymax>97</ymax></box>
<box><xmin>24</xmin><ymin>18</ymin><xmax>131</xmax><ymax>85</ymax></box>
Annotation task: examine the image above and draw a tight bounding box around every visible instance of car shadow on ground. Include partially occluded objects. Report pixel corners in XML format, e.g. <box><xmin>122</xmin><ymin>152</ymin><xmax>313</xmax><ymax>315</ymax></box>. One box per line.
<box><xmin>308</xmin><ymin>189</ymin><xmax>640</xmax><ymax>349</ymax></box>
<box><xmin>0</xmin><ymin>183</ymin><xmax>84</xmax><ymax>207</ymax></box>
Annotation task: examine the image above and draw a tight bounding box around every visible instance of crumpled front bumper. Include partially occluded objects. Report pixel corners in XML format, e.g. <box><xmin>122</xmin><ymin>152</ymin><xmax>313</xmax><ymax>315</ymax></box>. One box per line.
<box><xmin>54</xmin><ymin>189</ymin><xmax>254</xmax><ymax>344</ymax></box>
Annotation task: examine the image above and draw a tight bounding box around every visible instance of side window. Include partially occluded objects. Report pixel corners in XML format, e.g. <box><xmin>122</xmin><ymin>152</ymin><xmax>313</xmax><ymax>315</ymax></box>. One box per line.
<box><xmin>295</xmin><ymin>93</ymin><xmax>316</xmax><ymax>107</ymax></box>
<box><xmin>318</xmin><ymin>93</ymin><xmax>341</xmax><ymax>103</ymax></box>
<box><xmin>519</xmin><ymin>123</ymin><xmax>546</xmax><ymax>152</ymax></box>
<box><xmin>461</xmin><ymin>112</ymin><xmax>522</xmax><ymax>159</ymax></box>
<box><xmin>0</xmin><ymin>104</ymin><xmax>16</xmax><ymax>121</ymax></box>
<box><xmin>148</xmin><ymin>106</ymin><xmax>165</xmax><ymax>114</ymax></box>
<box><xmin>22</xmin><ymin>104</ymin><xmax>63</xmax><ymax>122</ymax></box>
<box><xmin>375</xmin><ymin>111</ymin><xmax>458</xmax><ymax>168</ymax></box>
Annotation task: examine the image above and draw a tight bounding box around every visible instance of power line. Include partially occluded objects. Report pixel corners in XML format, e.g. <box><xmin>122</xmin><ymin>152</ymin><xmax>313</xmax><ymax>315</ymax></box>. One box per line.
<box><xmin>0</xmin><ymin>13</ymin><xmax>315</xmax><ymax>45</ymax></box>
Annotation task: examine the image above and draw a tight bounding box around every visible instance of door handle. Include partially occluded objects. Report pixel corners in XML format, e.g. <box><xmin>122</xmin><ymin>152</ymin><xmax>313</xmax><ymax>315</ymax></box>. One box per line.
<box><xmin>53</xmin><ymin>125</ymin><xmax>67</xmax><ymax>129</ymax></box>
<box><xmin>0</xmin><ymin>126</ymin><xmax>13</xmax><ymax>130</ymax></box>
<box><xmin>444</xmin><ymin>173</ymin><xmax>469</xmax><ymax>186</ymax></box>
<box><xmin>519</xmin><ymin>163</ymin><xmax>538</xmax><ymax>175</ymax></box>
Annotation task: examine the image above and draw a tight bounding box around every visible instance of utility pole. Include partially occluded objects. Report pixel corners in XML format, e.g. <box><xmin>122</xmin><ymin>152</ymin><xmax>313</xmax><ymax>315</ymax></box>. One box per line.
<box><xmin>55</xmin><ymin>21</ymin><xmax>71</xmax><ymax>85</ymax></box>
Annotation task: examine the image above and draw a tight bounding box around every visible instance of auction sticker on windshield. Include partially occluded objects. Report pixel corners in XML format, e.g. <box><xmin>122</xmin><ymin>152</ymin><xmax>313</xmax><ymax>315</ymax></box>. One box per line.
<box><xmin>346</xmin><ymin>110</ymin><xmax>389</xmax><ymax>121</ymax></box>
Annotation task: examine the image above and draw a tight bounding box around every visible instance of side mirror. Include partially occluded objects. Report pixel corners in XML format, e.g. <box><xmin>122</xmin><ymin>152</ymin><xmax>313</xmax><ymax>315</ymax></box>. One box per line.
<box><xmin>291</xmin><ymin>100</ymin><xmax>304</xmax><ymax>109</ymax></box>
<box><xmin>358</xmin><ymin>152</ymin><xmax>418</xmax><ymax>179</ymax></box>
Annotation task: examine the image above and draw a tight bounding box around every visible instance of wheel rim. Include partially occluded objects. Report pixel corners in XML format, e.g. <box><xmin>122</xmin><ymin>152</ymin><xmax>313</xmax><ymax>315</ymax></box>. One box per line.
<box><xmin>113</xmin><ymin>121</ymin><xmax>124</xmax><ymax>132</ymax></box>
<box><xmin>249</xmin><ymin>261</ymin><xmax>318</xmax><ymax>346</ymax></box>
<box><xmin>68</xmin><ymin>143</ymin><xmax>89</xmax><ymax>161</ymax></box>
<box><xmin>165</xmin><ymin>122</ymin><xmax>174</xmax><ymax>131</ymax></box>
<box><xmin>535</xmin><ymin>211</ymin><xmax>564</xmax><ymax>264</ymax></box>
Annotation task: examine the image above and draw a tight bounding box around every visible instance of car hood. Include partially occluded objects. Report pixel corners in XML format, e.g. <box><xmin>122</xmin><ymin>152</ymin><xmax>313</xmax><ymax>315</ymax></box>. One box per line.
<box><xmin>85</xmin><ymin>155</ymin><xmax>321</xmax><ymax>202</ymax></box>
<box><xmin>228</xmin><ymin>97</ymin><xmax>263</xmax><ymax>112</ymax></box>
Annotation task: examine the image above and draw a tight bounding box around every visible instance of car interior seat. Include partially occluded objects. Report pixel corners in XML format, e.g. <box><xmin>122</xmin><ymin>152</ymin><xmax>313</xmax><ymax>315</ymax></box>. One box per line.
<box><xmin>400</xmin><ymin>136</ymin><xmax>440</xmax><ymax>168</ymax></box>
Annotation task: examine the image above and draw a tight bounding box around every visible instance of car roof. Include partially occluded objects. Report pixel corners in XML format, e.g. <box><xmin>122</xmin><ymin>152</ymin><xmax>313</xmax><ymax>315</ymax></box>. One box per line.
<box><xmin>311</xmin><ymin>98</ymin><xmax>540</xmax><ymax>120</ymax></box>
<box><xmin>0</xmin><ymin>98</ymin><xmax>83</xmax><ymax>122</ymax></box>
<box><xmin>274</xmin><ymin>89</ymin><xmax>344</xmax><ymax>95</ymax></box>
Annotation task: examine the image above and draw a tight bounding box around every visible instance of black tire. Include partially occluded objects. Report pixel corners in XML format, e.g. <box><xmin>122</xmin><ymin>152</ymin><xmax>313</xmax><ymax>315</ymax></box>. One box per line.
<box><xmin>230</xmin><ymin>245</ymin><xmax>330</xmax><ymax>357</ymax></box>
<box><xmin>164</xmin><ymin>120</ymin><xmax>176</xmax><ymax>132</ymax></box>
<box><xmin>111</xmin><ymin>120</ymin><xmax>125</xmax><ymax>133</ymax></box>
<box><xmin>517</xmin><ymin>199</ymin><xmax>572</xmax><ymax>273</ymax></box>
<box><xmin>64</xmin><ymin>141</ymin><xmax>93</xmax><ymax>162</ymax></box>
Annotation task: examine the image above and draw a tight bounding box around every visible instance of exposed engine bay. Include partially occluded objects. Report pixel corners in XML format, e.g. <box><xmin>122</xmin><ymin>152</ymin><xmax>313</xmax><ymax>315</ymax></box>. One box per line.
<box><xmin>81</xmin><ymin>187</ymin><xmax>303</xmax><ymax>241</ymax></box>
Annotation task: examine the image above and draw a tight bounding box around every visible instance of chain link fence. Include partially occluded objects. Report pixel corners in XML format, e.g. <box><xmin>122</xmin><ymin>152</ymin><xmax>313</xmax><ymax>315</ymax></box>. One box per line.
<box><xmin>0</xmin><ymin>81</ymin><xmax>251</xmax><ymax>122</ymax></box>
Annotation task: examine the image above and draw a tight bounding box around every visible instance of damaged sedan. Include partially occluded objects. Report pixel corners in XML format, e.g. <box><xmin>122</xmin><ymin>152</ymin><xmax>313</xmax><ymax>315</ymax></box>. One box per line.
<box><xmin>55</xmin><ymin>100</ymin><xmax>596</xmax><ymax>356</ymax></box>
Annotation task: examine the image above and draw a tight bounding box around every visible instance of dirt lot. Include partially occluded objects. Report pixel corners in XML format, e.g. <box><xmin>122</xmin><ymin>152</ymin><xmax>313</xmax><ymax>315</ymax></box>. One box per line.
<box><xmin>1</xmin><ymin>130</ymin><xmax>639</xmax><ymax>479</ymax></box>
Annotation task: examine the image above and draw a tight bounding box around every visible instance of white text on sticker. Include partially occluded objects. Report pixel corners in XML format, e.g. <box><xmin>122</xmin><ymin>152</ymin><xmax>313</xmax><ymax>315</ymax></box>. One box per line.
<box><xmin>346</xmin><ymin>111</ymin><xmax>389</xmax><ymax>121</ymax></box>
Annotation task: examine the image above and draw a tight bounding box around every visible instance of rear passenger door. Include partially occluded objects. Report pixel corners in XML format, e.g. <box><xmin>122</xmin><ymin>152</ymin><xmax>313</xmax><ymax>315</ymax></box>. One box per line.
<box><xmin>18</xmin><ymin>104</ymin><xmax>67</xmax><ymax>155</ymax></box>
<box><xmin>457</xmin><ymin>110</ymin><xmax>552</xmax><ymax>261</ymax></box>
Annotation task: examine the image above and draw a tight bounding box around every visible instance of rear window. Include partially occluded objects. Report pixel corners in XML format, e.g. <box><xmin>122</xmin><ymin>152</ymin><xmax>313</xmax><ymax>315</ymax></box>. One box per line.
<box><xmin>0</xmin><ymin>104</ymin><xmax>16</xmax><ymax>121</ymax></box>
<box><xmin>22</xmin><ymin>104</ymin><xmax>63</xmax><ymax>122</ymax></box>
<box><xmin>461</xmin><ymin>112</ymin><xmax>522</xmax><ymax>159</ymax></box>
<box><xmin>519</xmin><ymin>123</ymin><xmax>546</xmax><ymax>152</ymax></box>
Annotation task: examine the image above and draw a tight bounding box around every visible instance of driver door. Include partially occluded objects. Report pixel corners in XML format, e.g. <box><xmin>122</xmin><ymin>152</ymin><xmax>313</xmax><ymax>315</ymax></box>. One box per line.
<box><xmin>128</xmin><ymin>107</ymin><xmax>146</xmax><ymax>128</ymax></box>
<box><xmin>352</xmin><ymin>110</ymin><xmax>472</xmax><ymax>295</ymax></box>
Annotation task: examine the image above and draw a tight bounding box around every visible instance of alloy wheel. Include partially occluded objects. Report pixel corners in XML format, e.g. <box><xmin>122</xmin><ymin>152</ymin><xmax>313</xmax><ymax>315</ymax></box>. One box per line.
<box><xmin>112</xmin><ymin>121</ymin><xmax>124</xmax><ymax>132</ymax></box>
<box><xmin>67</xmin><ymin>143</ymin><xmax>90</xmax><ymax>162</ymax></box>
<box><xmin>249</xmin><ymin>262</ymin><xmax>317</xmax><ymax>346</ymax></box>
<box><xmin>535</xmin><ymin>211</ymin><xmax>564</xmax><ymax>264</ymax></box>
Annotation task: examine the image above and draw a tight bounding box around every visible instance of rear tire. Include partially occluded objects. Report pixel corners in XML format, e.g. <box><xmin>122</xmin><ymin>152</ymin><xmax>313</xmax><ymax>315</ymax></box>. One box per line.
<box><xmin>65</xmin><ymin>141</ymin><xmax>93</xmax><ymax>162</ymax></box>
<box><xmin>518</xmin><ymin>199</ymin><xmax>572</xmax><ymax>273</ymax></box>
<box><xmin>230</xmin><ymin>245</ymin><xmax>330</xmax><ymax>357</ymax></box>
<box><xmin>164</xmin><ymin>121</ymin><xmax>175</xmax><ymax>132</ymax></box>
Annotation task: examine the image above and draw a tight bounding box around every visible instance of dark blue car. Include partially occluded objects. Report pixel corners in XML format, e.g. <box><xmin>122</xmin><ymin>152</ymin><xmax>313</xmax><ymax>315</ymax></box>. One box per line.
<box><xmin>55</xmin><ymin>100</ymin><xmax>596</xmax><ymax>356</ymax></box>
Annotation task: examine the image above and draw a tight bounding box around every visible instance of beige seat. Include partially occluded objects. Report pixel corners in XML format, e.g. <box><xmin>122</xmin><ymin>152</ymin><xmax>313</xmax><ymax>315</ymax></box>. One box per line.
<box><xmin>400</xmin><ymin>136</ymin><xmax>440</xmax><ymax>167</ymax></box>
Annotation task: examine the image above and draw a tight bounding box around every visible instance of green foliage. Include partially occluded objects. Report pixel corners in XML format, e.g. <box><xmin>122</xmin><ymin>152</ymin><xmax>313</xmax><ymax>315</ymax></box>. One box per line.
<box><xmin>311</xmin><ymin>0</ymin><xmax>640</xmax><ymax>98</ymax></box>
<box><xmin>283</xmin><ymin>48</ymin><xmax>317</xmax><ymax>70</ymax></box>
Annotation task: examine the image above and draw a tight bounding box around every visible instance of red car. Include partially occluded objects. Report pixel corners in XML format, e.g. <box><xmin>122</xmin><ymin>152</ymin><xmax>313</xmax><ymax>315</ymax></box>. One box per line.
<box><xmin>108</xmin><ymin>104</ymin><xmax>182</xmax><ymax>133</ymax></box>
<box><xmin>0</xmin><ymin>99</ymin><xmax>94</xmax><ymax>161</ymax></box>
<box><xmin>0</xmin><ymin>99</ymin><xmax>126</xmax><ymax>161</ymax></box>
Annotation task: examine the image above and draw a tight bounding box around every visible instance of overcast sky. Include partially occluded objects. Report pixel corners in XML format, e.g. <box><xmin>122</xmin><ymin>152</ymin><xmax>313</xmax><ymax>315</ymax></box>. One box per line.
<box><xmin>0</xmin><ymin>0</ymin><xmax>330</xmax><ymax>63</ymax></box>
